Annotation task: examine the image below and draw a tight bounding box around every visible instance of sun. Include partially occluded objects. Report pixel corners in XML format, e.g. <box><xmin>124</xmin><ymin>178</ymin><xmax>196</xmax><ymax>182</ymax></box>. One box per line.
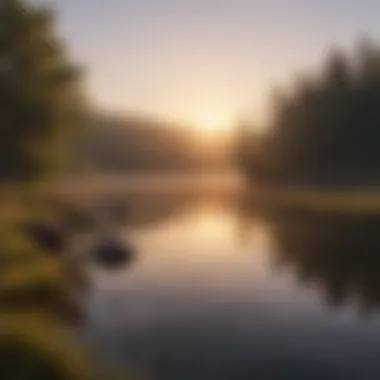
<box><xmin>191</xmin><ymin>109</ymin><xmax>233</xmax><ymax>136</ymax></box>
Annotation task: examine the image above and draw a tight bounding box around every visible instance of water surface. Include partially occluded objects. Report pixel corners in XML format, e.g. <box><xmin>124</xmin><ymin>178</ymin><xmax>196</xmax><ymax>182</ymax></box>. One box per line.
<box><xmin>82</xmin><ymin>186</ymin><xmax>380</xmax><ymax>379</ymax></box>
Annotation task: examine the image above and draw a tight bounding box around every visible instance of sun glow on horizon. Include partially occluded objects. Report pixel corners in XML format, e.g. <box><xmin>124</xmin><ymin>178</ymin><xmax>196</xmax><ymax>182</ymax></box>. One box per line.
<box><xmin>190</xmin><ymin>108</ymin><xmax>235</xmax><ymax>136</ymax></box>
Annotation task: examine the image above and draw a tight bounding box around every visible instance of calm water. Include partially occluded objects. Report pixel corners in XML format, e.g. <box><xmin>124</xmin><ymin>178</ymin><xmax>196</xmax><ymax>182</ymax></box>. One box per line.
<box><xmin>80</xmin><ymin>186</ymin><xmax>380</xmax><ymax>379</ymax></box>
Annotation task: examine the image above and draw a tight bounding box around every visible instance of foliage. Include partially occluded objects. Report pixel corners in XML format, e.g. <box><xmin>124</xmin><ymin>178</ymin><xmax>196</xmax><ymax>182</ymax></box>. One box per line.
<box><xmin>0</xmin><ymin>0</ymin><xmax>85</xmax><ymax>181</ymax></box>
<box><xmin>239</xmin><ymin>38</ymin><xmax>380</xmax><ymax>187</ymax></box>
<box><xmin>0</xmin><ymin>312</ymin><xmax>91</xmax><ymax>380</ymax></box>
<box><xmin>0</xmin><ymin>212</ymin><xmax>94</xmax><ymax>379</ymax></box>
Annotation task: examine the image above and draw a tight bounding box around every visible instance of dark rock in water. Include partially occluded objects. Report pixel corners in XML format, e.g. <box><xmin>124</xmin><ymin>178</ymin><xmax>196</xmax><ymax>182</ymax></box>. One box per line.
<box><xmin>23</xmin><ymin>222</ymin><xmax>65</xmax><ymax>254</ymax></box>
<box><xmin>92</xmin><ymin>239</ymin><xmax>135</xmax><ymax>269</ymax></box>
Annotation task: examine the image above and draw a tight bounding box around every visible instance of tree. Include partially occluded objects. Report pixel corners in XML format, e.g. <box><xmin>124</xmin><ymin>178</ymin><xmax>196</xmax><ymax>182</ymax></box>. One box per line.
<box><xmin>0</xmin><ymin>0</ymin><xmax>85</xmax><ymax>182</ymax></box>
<box><xmin>239</xmin><ymin>38</ymin><xmax>380</xmax><ymax>187</ymax></box>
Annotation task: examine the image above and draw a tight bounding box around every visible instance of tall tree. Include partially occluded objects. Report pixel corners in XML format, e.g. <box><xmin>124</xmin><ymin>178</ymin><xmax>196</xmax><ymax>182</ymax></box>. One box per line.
<box><xmin>0</xmin><ymin>0</ymin><xmax>85</xmax><ymax>181</ymax></box>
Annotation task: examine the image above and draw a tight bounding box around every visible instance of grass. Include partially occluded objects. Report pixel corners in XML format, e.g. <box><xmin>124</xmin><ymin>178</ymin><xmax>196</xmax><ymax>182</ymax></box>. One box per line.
<box><xmin>0</xmin><ymin>192</ymin><xmax>93</xmax><ymax>380</ymax></box>
<box><xmin>0</xmin><ymin>189</ymin><xmax>139</xmax><ymax>379</ymax></box>
<box><xmin>0</xmin><ymin>311</ymin><xmax>92</xmax><ymax>380</ymax></box>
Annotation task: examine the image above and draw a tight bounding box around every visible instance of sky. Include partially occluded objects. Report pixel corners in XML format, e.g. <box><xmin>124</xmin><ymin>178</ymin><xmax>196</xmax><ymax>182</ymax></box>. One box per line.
<box><xmin>36</xmin><ymin>0</ymin><xmax>380</xmax><ymax>130</ymax></box>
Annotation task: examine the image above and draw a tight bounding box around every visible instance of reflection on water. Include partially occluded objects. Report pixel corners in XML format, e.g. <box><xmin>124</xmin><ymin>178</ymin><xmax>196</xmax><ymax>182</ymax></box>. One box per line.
<box><xmin>82</xmin><ymin>188</ymin><xmax>380</xmax><ymax>379</ymax></box>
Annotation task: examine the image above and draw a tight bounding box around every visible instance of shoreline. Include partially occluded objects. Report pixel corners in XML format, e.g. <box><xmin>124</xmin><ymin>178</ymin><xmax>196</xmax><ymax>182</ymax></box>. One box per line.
<box><xmin>243</xmin><ymin>186</ymin><xmax>380</xmax><ymax>214</ymax></box>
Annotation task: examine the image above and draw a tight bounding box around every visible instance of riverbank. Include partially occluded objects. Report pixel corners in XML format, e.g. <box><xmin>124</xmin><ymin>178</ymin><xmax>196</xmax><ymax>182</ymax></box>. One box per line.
<box><xmin>244</xmin><ymin>187</ymin><xmax>380</xmax><ymax>215</ymax></box>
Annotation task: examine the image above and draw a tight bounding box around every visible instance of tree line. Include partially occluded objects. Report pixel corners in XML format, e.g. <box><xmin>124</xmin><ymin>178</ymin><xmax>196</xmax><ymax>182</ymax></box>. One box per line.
<box><xmin>237</xmin><ymin>39</ymin><xmax>380</xmax><ymax>188</ymax></box>
<box><xmin>80</xmin><ymin>113</ymin><xmax>232</xmax><ymax>174</ymax></box>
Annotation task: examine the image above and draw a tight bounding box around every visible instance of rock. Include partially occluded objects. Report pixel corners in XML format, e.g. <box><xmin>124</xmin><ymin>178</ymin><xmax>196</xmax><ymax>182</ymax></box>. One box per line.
<box><xmin>92</xmin><ymin>238</ymin><xmax>135</xmax><ymax>269</ymax></box>
<box><xmin>23</xmin><ymin>221</ymin><xmax>65</xmax><ymax>254</ymax></box>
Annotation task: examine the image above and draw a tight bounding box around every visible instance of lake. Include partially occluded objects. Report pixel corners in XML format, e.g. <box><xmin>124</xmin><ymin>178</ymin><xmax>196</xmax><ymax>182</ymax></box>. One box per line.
<box><xmin>78</xmin><ymin>178</ymin><xmax>380</xmax><ymax>379</ymax></box>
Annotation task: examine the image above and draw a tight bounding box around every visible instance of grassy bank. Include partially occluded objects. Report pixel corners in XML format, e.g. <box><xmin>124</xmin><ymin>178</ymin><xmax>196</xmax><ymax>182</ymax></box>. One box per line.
<box><xmin>0</xmin><ymin>190</ymin><xmax>94</xmax><ymax>380</ymax></box>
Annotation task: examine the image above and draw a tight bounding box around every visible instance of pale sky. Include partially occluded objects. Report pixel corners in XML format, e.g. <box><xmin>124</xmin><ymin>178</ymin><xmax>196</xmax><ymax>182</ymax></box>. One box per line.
<box><xmin>36</xmin><ymin>0</ymin><xmax>380</xmax><ymax>129</ymax></box>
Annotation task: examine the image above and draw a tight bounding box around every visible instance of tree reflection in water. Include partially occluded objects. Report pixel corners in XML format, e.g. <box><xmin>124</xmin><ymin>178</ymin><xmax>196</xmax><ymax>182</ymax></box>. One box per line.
<box><xmin>265</xmin><ymin>210</ymin><xmax>380</xmax><ymax>314</ymax></box>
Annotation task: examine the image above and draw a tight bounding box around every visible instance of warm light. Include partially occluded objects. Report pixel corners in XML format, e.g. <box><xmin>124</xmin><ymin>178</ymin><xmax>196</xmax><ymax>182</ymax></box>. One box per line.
<box><xmin>191</xmin><ymin>109</ymin><xmax>233</xmax><ymax>136</ymax></box>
